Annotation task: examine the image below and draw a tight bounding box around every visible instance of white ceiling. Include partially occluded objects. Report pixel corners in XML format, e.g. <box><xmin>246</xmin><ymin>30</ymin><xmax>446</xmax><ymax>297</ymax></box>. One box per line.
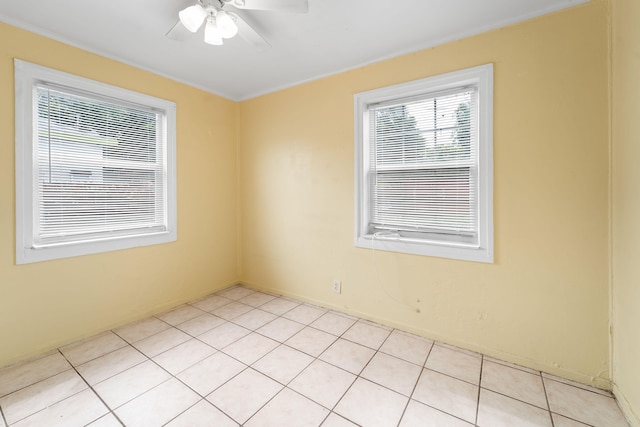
<box><xmin>0</xmin><ymin>0</ymin><xmax>588</xmax><ymax>101</ymax></box>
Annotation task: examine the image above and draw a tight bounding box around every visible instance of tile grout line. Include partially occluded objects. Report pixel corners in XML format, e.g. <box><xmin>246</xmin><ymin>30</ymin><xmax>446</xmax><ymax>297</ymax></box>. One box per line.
<box><xmin>121</xmin><ymin>361</ymin><xmax>185</xmax><ymax>424</ymax></box>
<box><xmin>318</xmin><ymin>411</ymin><xmax>332</xmax><ymax>426</ymax></box>
<box><xmin>68</xmin><ymin>336</ymin><xmax>190</xmax><ymax>424</ymax></box>
<box><xmin>480</xmin><ymin>386</ymin><xmax>559</xmax><ymax>414</ymax></box>
<box><xmin>540</xmin><ymin>371</ymin><xmax>556</xmax><ymax>427</ymax></box>
<box><xmin>252</xmin><ymin>308</ymin><xmax>375</xmax><ymax>425</ymax></box>
<box><xmin>181</xmin><ymin>366</ymin><xmax>249</xmax><ymax>424</ymax></box>
<box><xmin>110</xmin><ymin>316</ymin><xmax>176</xmax><ymax>351</ymax></box>
<box><xmin>0</xmin><ymin>357</ymin><xmax>75</xmax><ymax>400</ymax></box>
<box><xmin>1</xmin><ymin>358</ymin><xmax>101</xmax><ymax>426</ymax></box>
<box><xmin>4</xmin><ymin>386</ymin><xmax>91</xmax><ymax>427</ymax></box>
<box><xmin>413</xmin><ymin>342</ymin><xmax>483</xmax><ymax>426</ymax></box>
<box><xmin>399</xmin><ymin>336</ymin><xmax>483</xmax><ymax>426</ymax></box>
<box><xmin>57</xmin><ymin>349</ymin><xmax>126</xmax><ymax>427</ymax></box>
<box><xmin>241</xmin><ymin>385</ymin><xmax>291</xmax><ymax>426</ymax></box>
<box><xmin>136</xmin><ymin>319</ymin><xmax>257</xmax><ymax>426</ymax></box>
<box><xmin>327</xmin><ymin>372</ymin><xmax>360</xmax><ymax>424</ymax></box>
<box><xmin>0</xmin><ymin>403</ymin><xmax>7</xmax><ymax>427</ymax></box>
<box><xmin>159</xmin><ymin>396</ymin><xmax>231</xmax><ymax>427</ymax></box>
<box><xmin>476</xmin><ymin>363</ymin><xmax>582</xmax><ymax>425</ymax></box>
<box><xmin>543</xmin><ymin>375</ymin><xmax>615</xmax><ymax>398</ymax></box>
<box><xmin>202</xmin><ymin>308</ymin><xmax>350</xmax><ymax>423</ymax></box>
<box><xmin>475</xmin><ymin>353</ymin><xmax>484</xmax><ymax>426</ymax></box>
<box><xmin>485</xmin><ymin>356</ymin><xmax>541</xmax><ymax>376</ymax></box>
<box><xmin>480</xmin><ymin>354</ymin><xmax>598</xmax><ymax>416</ymax></box>
<box><xmin>393</xmin><ymin>328</ymin><xmax>427</xmax><ymax>427</ymax></box>
<box><xmin>281</xmin><ymin>344</ymin><xmax>355</xmax><ymax>413</ymax></box>
<box><xmin>118</xmin><ymin>344</ymin><xmax>246</xmax><ymax>426</ymax></box>
<box><xmin>422</xmin><ymin>364</ymin><xmax>483</xmax><ymax>388</ymax></box>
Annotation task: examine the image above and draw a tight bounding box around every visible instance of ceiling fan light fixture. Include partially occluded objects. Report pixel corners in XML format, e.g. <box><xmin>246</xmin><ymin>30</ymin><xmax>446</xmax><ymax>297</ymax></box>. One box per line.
<box><xmin>215</xmin><ymin>10</ymin><xmax>238</xmax><ymax>39</ymax></box>
<box><xmin>204</xmin><ymin>17</ymin><xmax>223</xmax><ymax>45</ymax></box>
<box><xmin>179</xmin><ymin>4</ymin><xmax>207</xmax><ymax>32</ymax></box>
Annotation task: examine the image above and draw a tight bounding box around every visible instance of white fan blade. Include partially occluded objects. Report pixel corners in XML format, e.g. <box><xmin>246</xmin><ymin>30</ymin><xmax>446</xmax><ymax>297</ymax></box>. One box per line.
<box><xmin>226</xmin><ymin>0</ymin><xmax>308</xmax><ymax>13</ymax></box>
<box><xmin>165</xmin><ymin>20</ymin><xmax>190</xmax><ymax>41</ymax></box>
<box><xmin>229</xmin><ymin>11</ymin><xmax>271</xmax><ymax>51</ymax></box>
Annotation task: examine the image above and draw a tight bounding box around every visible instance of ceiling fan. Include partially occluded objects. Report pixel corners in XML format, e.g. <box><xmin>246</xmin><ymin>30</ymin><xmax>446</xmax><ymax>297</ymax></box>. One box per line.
<box><xmin>167</xmin><ymin>0</ymin><xmax>309</xmax><ymax>50</ymax></box>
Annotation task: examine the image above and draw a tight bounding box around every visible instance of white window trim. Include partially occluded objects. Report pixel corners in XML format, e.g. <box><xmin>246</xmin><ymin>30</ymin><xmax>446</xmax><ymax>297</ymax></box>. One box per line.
<box><xmin>354</xmin><ymin>64</ymin><xmax>493</xmax><ymax>263</ymax></box>
<box><xmin>15</xmin><ymin>59</ymin><xmax>177</xmax><ymax>264</ymax></box>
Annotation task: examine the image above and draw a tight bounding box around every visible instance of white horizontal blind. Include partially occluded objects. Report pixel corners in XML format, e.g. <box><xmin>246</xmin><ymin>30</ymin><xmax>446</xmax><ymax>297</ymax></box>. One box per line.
<box><xmin>368</xmin><ymin>86</ymin><xmax>478</xmax><ymax>240</ymax></box>
<box><xmin>34</xmin><ymin>84</ymin><xmax>167</xmax><ymax>246</ymax></box>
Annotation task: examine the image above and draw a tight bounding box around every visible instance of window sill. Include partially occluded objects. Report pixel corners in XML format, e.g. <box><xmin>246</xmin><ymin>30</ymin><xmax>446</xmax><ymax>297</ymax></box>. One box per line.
<box><xmin>16</xmin><ymin>230</ymin><xmax>176</xmax><ymax>265</ymax></box>
<box><xmin>355</xmin><ymin>234</ymin><xmax>493</xmax><ymax>263</ymax></box>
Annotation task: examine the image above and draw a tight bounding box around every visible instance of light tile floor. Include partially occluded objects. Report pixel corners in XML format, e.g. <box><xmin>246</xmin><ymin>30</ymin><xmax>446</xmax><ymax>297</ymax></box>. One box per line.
<box><xmin>0</xmin><ymin>285</ymin><xmax>631</xmax><ymax>427</ymax></box>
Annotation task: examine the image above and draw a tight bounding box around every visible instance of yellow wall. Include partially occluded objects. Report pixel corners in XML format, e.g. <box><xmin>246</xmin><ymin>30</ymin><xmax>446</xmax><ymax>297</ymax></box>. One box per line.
<box><xmin>0</xmin><ymin>23</ymin><xmax>239</xmax><ymax>367</ymax></box>
<box><xmin>239</xmin><ymin>1</ymin><xmax>612</xmax><ymax>386</ymax></box>
<box><xmin>612</xmin><ymin>0</ymin><xmax>640</xmax><ymax>424</ymax></box>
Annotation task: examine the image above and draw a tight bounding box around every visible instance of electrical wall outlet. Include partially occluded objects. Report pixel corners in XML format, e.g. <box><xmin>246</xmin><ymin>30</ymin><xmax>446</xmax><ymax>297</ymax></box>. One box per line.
<box><xmin>332</xmin><ymin>279</ymin><xmax>342</xmax><ymax>294</ymax></box>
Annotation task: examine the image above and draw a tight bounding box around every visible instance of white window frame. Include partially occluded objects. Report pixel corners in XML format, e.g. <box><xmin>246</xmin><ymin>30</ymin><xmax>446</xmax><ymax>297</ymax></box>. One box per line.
<box><xmin>354</xmin><ymin>64</ymin><xmax>493</xmax><ymax>263</ymax></box>
<box><xmin>15</xmin><ymin>59</ymin><xmax>177</xmax><ymax>264</ymax></box>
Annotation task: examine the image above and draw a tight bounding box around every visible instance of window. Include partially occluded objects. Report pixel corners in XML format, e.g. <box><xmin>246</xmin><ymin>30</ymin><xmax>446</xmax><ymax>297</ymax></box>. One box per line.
<box><xmin>15</xmin><ymin>60</ymin><xmax>177</xmax><ymax>264</ymax></box>
<box><xmin>354</xmin><ymin>64</ymin><xmax>493</xmax><ymax>263</ymax></box>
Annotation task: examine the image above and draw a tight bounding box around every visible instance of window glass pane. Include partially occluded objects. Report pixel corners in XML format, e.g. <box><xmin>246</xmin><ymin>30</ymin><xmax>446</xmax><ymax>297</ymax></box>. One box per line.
<box><xmin>370</xmin><ymin>88</ymin><xmax>477</xmax><ymax>239</ymax></box>
<box><xmin>371</xmin><ymin>167</ymin><xmax>475</xmax><ymax>235</ymax></box>
<box><xmin>373</xmin><ymin>90</ymin><xmax>473</xmax><ymax>167</ymax></box>
<box><xmin>35</xmin><ymin>86</ymin><xmax>166</xmax><ymax>244</ymax></box>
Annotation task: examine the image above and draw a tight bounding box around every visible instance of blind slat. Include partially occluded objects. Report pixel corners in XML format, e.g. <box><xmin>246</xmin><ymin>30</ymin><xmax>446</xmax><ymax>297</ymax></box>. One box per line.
<box><xmin>34</xmin><ymin>86</ymin><xmax>167</xmax><ymax>244</ymax></box>
<box><xmin>368</xmin><ymin>87</ymin><xmax>478</xmax><ymax>237</ymax></box>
